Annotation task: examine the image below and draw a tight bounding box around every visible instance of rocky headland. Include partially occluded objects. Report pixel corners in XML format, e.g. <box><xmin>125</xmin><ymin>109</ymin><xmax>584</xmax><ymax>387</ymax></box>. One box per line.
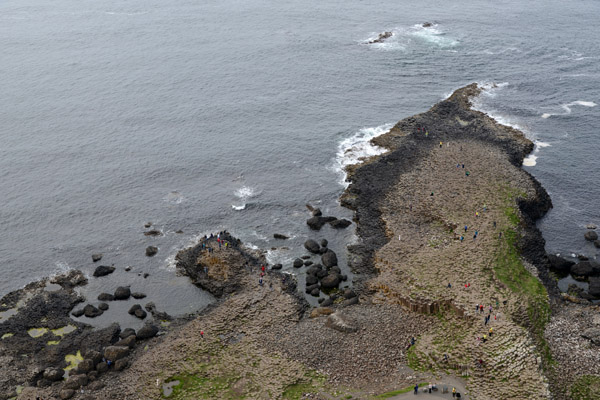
<box><xmin>5</xmin><ymin>84</ymin><xmax>599</xmax><ymax>400</ymax></box>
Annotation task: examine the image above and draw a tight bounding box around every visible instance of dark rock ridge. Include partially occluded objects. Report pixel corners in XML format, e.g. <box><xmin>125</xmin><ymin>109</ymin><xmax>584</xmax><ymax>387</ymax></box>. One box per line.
<box><xmin>367</xmin><ymin>31</ymin><xmax>393</xmax><ymax>44</ymax></box>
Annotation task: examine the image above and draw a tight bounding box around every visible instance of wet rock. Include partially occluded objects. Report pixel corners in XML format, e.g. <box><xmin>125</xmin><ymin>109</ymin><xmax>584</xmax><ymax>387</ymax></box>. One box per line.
<box><xmin>137</xmin><ymin>324</ymin><xmax>159</xmax><ymax>340</ymax></box>
<box><xmin>585</xmin><ymin>231</ymin><xmax>599</xmax><ymax>241</ymax></box>
<box><xmin>306</xmin><ymin>264</ymin><xmax>322</xmax><ymax>275</ymax></box>
<box><xmin>306</xmin><ymin>216</ymin><xmax>337</xmax><ymax>230</ymax></box>
<box><xmin>321</xmin><ymin>297</ymin><xmax>333</xmax><ymax>307</ymax></box>
<box><xmin>595</xmin><ymin>240</ymin><xmax>600</xmax><ymax>248</ymax></box>
<box><xmin>128</xmin><ymin>304</ymin><xmax>142</xmax><ymax>315</ymax></box>
<box><xmin>571</xmin><ymin>261</ymin><xmax>596</xmax><ymax>277</ymax></box>
<box><xmin>115</xmin><ymin>335</ymin><xmax>136</xmax><ymax>349</ymax></box>
<box><xmin>329</xmin><ymin>218</ymin><xmax>352</xmax><ymax>229</ymax></box>
<box><xmin>144</xmin><ymin>229</ymin><xmax>162</xmax><ymax>236</ymax></box>
<box><xmin>143</xmin><ymin>273</ymin><xmax>150</xmax><ymax>278</ymax></box>
<box><xmin>144</xmin><ymin>222</ymin><xmax>152</xmax><ymax>228</ymax></box>
<box><xmin>72</xmin><ymin>308</ymin><xmax>85</xmax><ymax>318</ymax></box>
<box><xmin>341</xmin><ymin>274</ymin><xmax>348</xmax><ymax>281</ymax></box>
<box><xmin>306</xmin><ymin>275</ymin><xmax>318</xmax><ymax>285</ymax></box>
<box><xmin>577</xmin><ymin>254</ymin><xmax>589</xmax><ymax>261</ymax></box>
<box><xmin>589</xmin><ymin>277</ymin><xmax>600</xmax><ymax>297</ymax></box>
<box><xmin>312</xmin><ymin>208</ymin><xmax>322</xmax><ymax>217</ymax></box>
<box><xmin>368</xmin><ymin>31</ymin><xmax>393</xmax><ymax>44</ymax></box>
<box><xmin>145</xmin><ymin>302</ymin><xmax>173</xmax><ymax>321</ymax></box>
<box><xmin>330</xmin><ymin>266</ymin><xmax>342</xmax><ymax>274</ymax></box>
<box><xmin>547</xmin><ymin>254</ymin><xmax>575</xmax><ymax>272</ymax></box>
<box><xmin>43</xmin><ymin>368</ymin><xmax>64</xmax><ymax>381</ymax></box>
<box><xmin>321</xmin><ymin>273</ymin><xmax>340</xmax><ymax>289</ymax></box>
<box><xmin>304</xmin><ymin>239</ymin><xmax>321</xmax><ymax>254</ymax></box>
<box><xmin>319</xmin><ymin>247</ymin><xmax>328</xmax><ymax>254</ymax></box>
<box><xmin>131</xmin><ymin>292</ymin><xmax>147</xmax><ymax>299</ymax></box>
<box><xmin>273</xmin><ymin>233</ymin><xmax>289</xmax><ymax>240</ymax></box>
<box><xmin>305</xmin><ymin>283</ymin><xmax>320</xmax><ymax>294</ymax></box>
<box><xmin>581</xmin><ymin>328</ymin><xmax>600</xmax><ymax>345</ymax></box>
<box><xmin>145</xmin><ymin>246</ymin><xmax>158</xmax><ymax>257</ymax></box>
<box><xmin>293</xmin><ymin>258</ymin><xmax>304</xmax><ymax>268</ymax></box>
<box><xmin>343</xmin><ymin>289</ymin><xmax>357</xmax><ymax>299</ymax></box>
<box><xmin>341</xmin><ymin>296</ymin><xmax>359</xmax><ymax>307</ymax></box>
<box><xmin>91</xmin><ymin>254</ymin><xmax>103</xmax><ymax>263</ymax></box>
<box><xmin>60</xmin><ymin>389</ymin><xmax>75</xmax><ymax>399</ymax></box>
<box><xmin>51</xmin><ymin>269</ymin><xmax>88</xmax><ymax>288</ymax></box>
<box><xmin>119</xmin><ymin>328</ymin><xmax>136</xmax><ymax>339</ymax></box>
<box><xmin>304</xmin><ymin>260</ymin><xmax>313</xmax><ymax>266</ymax></box>
<box><xmin>114</xmin><ymin>358</ymin><xmax>129</xmax><ymax>371</ymax></box>
<box><xmin>320</xmin><ymin>239</ymin><xmax>328</xmax><ymax>248</ymax></box>
<box><xmin>301</xmin><ymin>255</ymin><xmax>311</xmax><ymax>260</ymax></box>
<box><xmin>134</xmin><ymin>309</ymin><xmax>147</xmax><ymax>319</ymax></box>
<box><xmin>310</xmin><ymin>288</ymin><xmax>320</xmax><ymax>296</ymax></box>
<box><xmin>98</xmin><ymin>303</ymin><xmax>109</xmax><ymax>311</ymax></box>
<box><xmin>97</xmin><ymin>292</ymin><xmax>114</xmax><ymax>301</ymax></box>
<box><xmin>423</xmin><ymin>22</ymin><xmax>433</xmax><ymax>27</ymax></box>
<box><xmin>317</xmin><ymin>269</ymin><xmax>329</xmax><ymax>279</ymax></box>
<box><xmin>325</xmin><ymin>312</ymin><xmax>358</xmax><ymax>333</ymax></box>
<box><xmin>176</xmin><ymin>230</ymin><xmax>184</xmax><ymax>234</ymax></box>
<box><xmin>586</xmin><ymin>224</ymin><xmax>597</xmax><ymax>230</ymax></box>
<box><xmin>318</xmin><ymin>297</ymin><xmax>324</xmax><ymax>304</ymax></box>
<box><xmin>321</xmin><ymin>250</ymin><xmax>338</xmax><ymax>268</ymax></box>
<box><xmin>93</xmin><ymin>265</ymin><xmax>115</xmax><ymax>277</ymax></box>
<box><xmin>271</xmin><ymin>263</ymin><xmax>282</xmax><ymax>270</ymax></box>
<box><xmin>103</xmin><ymin>346</ymin><xmax>130</xmax><ymax>361</ymax></box>
<box><xmin>114</xmin><ymin>286</ymin><xmax>131</xmax><ymax>300</ymax></box>
<box><xmin>124</xmin><ymin>266</ymin><xmax>132</xmax><ymax>271</ymax></box>
<box><xmin>83</xmin><ymin>304</ymin><xmax>103</xmax><ymax>318</ymax></box>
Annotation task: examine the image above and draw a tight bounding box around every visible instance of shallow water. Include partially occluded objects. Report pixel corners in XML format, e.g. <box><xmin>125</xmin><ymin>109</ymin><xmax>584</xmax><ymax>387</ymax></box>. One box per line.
<box><xmin>1</xmin><ymin>0</ymin><xmax>599</xmax><ymax>317</ymax></box>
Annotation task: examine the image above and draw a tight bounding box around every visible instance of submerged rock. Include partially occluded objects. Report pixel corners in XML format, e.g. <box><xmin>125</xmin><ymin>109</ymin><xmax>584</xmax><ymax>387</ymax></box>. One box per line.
<box><xmin>306</xmin><ymin>216</ymin><xmax>337</xmax><ymax>230</ymax></box>
<box><xmin>144</xmin><ymin>229</ymin><xmax>162</xmax><ymax>237</ymax></box>
<box><xmin>97</xmin><ymin>292</ymin><xmax>114</xmax><ymax>301</ymax></box>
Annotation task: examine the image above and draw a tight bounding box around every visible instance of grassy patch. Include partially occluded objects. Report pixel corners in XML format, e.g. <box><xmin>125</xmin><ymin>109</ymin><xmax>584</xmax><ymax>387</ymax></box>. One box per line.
<box><xmin>570</xmin><ymin>375</ymin><xmax>600</xmax><ymax>400</ymax></box>
<box><xmin>376</xmin><ymin>382</ymin><xmax>429</xmax><ymax>398</ymax></box>
<box><xmin>163</xmin><ymin>374</ymin><xmax>239</xmax><ymax>399</ymax></box>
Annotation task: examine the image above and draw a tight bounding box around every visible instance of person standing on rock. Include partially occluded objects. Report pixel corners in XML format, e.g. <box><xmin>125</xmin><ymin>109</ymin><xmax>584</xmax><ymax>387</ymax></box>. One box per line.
<box><xmin>259</xmin><ymin>277</ymin><xmax>263</xmax><ymax>286</ymax></box>
<box><xmin>414</xmin><ymin>383</ymin><xmax>419</xmax><ymax>394</ymax></box>
<box><xmin>460</xmin><ymin>235</ymin><xmax>464</xmax><ymax>242</ymax></box>
<box><xmin>452</xmin><ymin>387</ymin><xmax>456</xmax><ymax>398</ymax></box>
<box><xmin>465</xmin><ymin>225</ymin><xmax>468</xmax><ymax>232</ymax></box>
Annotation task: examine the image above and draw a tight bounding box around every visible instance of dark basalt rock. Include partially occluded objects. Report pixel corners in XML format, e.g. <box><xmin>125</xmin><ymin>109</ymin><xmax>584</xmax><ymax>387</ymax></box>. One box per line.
<box><xmin>83</xmin><ymin>304</ymin><xmax>103</xmax><ymax>318</ymax></box>
<box><xmin>304</xmin><ymin>239</ymin><xmax>321</xmax><ymax>254</ymax></box>
<box><xmin>273</xmin><ymin>233</ymin><xmax>289</xmax><ymax>240</ymax></box>
<box><xmin>103</xmin><ymin>346</ymin><xmax>129</xmax><ymax>361</ymax></box>
<box><xmin>271</xmin><ymin>263</ymin><xmax>282</xmax><ymax>270</ymax></box>
<box><xmin>547</xmin><ymin>254</ymin><xmax>575</xmax><ymax>272</ymax></box>
<box><xmin>368</xmin><ymin>31</ymin><xmax>393</xmax><ymax>44</ymax></box>
<box><xmin>329</xmin><ymin>219</ymin><xmax>352</xmax><ymax>229</ymax></box>
<box><xmin>134</xmin><ymin>309</ymin><xmax>147</xmax><ymax>319</ymax></box>
<box><xmin>97</xmin><ymin>293</ymin><xmax>114</xmax><ymax>301</ymax></box>
<box><xmin>595</xmin><ymin>240</ymin><xmax>600</xmax><ymax>249</ymax></box>
<box><xmin>320</xmin><ymin>239</ymin><xmax>328</xmax><ymax>248</ymax></box>
<box><xmin>145</xmin><ymin>302</ymin><xmax>173</xmax><ymax>321</ymax></box>
<box><xmin>321</xmin><ymin>274</ymin><xmax>340</xmax><ymax>289</ymax></box>
<box><xmin>306</xmin><ymin>216</ymin><xmax>337</xmax><ymax>230</ymax></box>
<box><xmin>343</xmin><ymin>289</ymin><xmax>358</xmax><ymax>299</ymax></box>
<box><xmin>589</xmin><ymin>277</ymin><xmax>600</xmax><ymax>297</ymax></box>
<box><xmin>98</xmin><ymin>302</ymin><xmax>109</xmax><ymax>311</ymax></box>
<box><xmin>43</xmin><ymin>368</ymin><xmax>65</xmax><ymax>382</ymax></box>
<box><xmin>114</xmin><ymin>286</ymin><xmax>131</xmax><ymax>300</ymax></box>
<box><xmin>72</xmin><ymin>308</ymin><xmax>85</xmax><ymax>317</ymax></box>
<box><xmin>91</xmin><ymin>254</ymin><xmax>103</xmax><ymax>263</ymax></box>
<box><xmin>136</xmin><ymin>324</ymin><xmax>159</xmax><ymax>340</ymax></box>
<box><xmin>321</xmin><ymin>250</ymin><xmax>338</xmax><ymax>268</ymax></box>
<box><xmin>128</xmin><ymin>304</ymin><xmax>142</xmax><ymax>315</ymax></box>
<box><xmin>145</xmin><ymin>246</ymin><xmax>158</xmax><ymax>257</ymax></box>
<box><xmin>585</xmin><ymin>231</ymin><xmax>599</xmax><ymax>241</ymax></box>
<box><xmin>93</xmin><ymin>265</ymin><xmax>115</xmax><ymax>277</ymax></box>
<box><xmin>571</xmin><ymin>261</ymin><xmax>596</xmax><ymax>277</ymax></box>
<box><xmin>312</xmin><ymin>208</ymin><xmax>322</xmax><ymax>217</ymax></box>
<box><xmin>423</xmin><ymin>22</ymin><xmax>433</xmax><ymax>27</ymax></box>
<box><xmin>119</xmin><ymin>328</ymin><xmax>136</xmax><ymax>339</ymax></box>
<box><xmin>304</xmin><ymin>260</ymin><xmax>313</xmax><ymax>266</ymax></box>
<box><xmin>321</xmin><ymin>297</ymin><xmax>333</xmax><ymax>307</ymax></box>
<box><xmin>306</xmin><ymin>275</ymin><xmax>318</xmax><ymax>286</ymax></box>
<box><xmin>115</xmin><ymin>335</ymin><xmax>136</xmax><ymax>349</ymax></box>
<box><xmin>310</xmin><ymin>288</ymin><xmax>320</xmax><ymax>297</ymax></box>
<box><xmin>144</xmin><ymin>229</ymin><xmax>162</xmax><ymax>236</ymax></box>
<box><xmin>144</xmin><ymin>222</ymin><xmax>152</xmax><ymax>228</ymax></box>
<box><xmin>131</xmin><ymin>292</ymin><xmax>147</xmax><ymax>299</ymax></box>
<box><xmin>293</xmin><ymin>258</ymin><xmax>304</xmax><ymax>268</ymax></box>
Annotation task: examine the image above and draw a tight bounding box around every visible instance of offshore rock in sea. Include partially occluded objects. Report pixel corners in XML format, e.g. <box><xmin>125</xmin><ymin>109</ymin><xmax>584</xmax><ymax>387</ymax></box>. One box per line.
<box><xmin>368</xmin><ymin>31</ymin><xmax>393</xmax><ymax>44</ymax></box>
<box><xmin>584</xmin><ymin>230</ymin><xmax>598</xmax><ymax>241</ymax></box>
<box><xmin>304</xmin><ymin>239</ymin><xmax>320</xmax><ymax>253</ymax></box>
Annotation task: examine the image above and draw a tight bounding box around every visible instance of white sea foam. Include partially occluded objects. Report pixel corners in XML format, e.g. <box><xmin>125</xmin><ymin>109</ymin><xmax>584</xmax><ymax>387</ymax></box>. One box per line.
<box><xmin>232</xmin><ymin>186</ymin><xmax>258</xmax><ymax>210</ymax></box>
<box><xmin>333</xmin><ymin>123</ymin><xmax>393</xmax><ymax>187</ymax></box>
<box><xmin>231</xmin><ymin>204</ymin><xmax>246</xmax><ymax>211</ymax></box>
<box><xmin>164</xmin><ymin>191</ymin><xmax>184</xmax><ymax>204</ymax></box>
<box><xmin>541</xmin><ymin>100</ymin><xmax>597</xmax><ymax>119</ymax></box>
<box><xmin>409</xmin><ymin>24</ymin><xmax>459</xmax><ymax>48</ymax></box>
<box><xmin>522</xmin><ymin>140</ymin><xmax>552</xmax><ymax>167</ymax></box>
<box><xmin>364</xmin><ymin>23</ymin><xmax>458</xmax><ymax>51</ymax></box>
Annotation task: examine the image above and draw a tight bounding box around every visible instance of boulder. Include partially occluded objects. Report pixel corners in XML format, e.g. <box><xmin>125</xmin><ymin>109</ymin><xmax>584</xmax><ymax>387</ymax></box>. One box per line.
<box><xmin>131</xmin><ymin>292</ymin><xmax>147</xmax><ymax>299</ymax></box>
<box><xmin>343</xmin><ymin>289</ymin><xmax>357</xmax><ymax>299</ymax></box>
<box><xmin>321</xmin><ymin>274</ymin><xmax>340</xmax><ymax>289</ymax></box>
<box><xmin>310</xmin><ymin>288</ymin><xmax>320</xmax><ymax>297</ymax></box>
<box><xmin>320</xmin><ymin>239</ymin><xmax>328</xmax><ymax>248</ymax></box>
<box><xmin>306</xmin><ymin>216</ymin><xmax>336</xmax><ymax>230</ymax></box>
<box><xmin>571</xmin><ymin>261</ymin><xmax>595</xmax><ymax>277</ymax></box>
<box><xmin>306</xmin><ymin>275</ymin><xmax>318</xmax><ymax>286</ymax></box>
<box><xmin>96</xmin><ymin>362</ymin><xmax>108</xmax><ymax>373</ymax></box>
<box><xmin>97</xmin><ymin>292</ymin><xmax>114</xmax><ymax>301</ymax></box>
<box><xmin>114</xmin><ymin>286</ymin><xmax>131</xmax><ymax>300</ymax></box>
<box><xmin>98</xmin><ymin>303</ymin><xmax>109</xmax><ymax>311</ymax></box>
<box><xmin>137</xmin><ymin>324</ymin><xmax>159</xmax><ymax>340</ymax></box>
<box><xmin>83</xmin><ymin>304</ymin><xmax>103</xmax><ymax>318</ymax></box>
<box><xmin>88</xmin><ymin>381</ymin><xmax>105</xmax><ymax>391</ymax></box>
<box><xmin>144</xmin><ymin>229</ymin><xmax>162</xmax><ymax>236</ymax></box>
<box><xmin>304</xmin><ymin>239</ymin><xmax>321</xmax><ymax>254</ymax></box>
<box><xmin>581</xmin><ymin>328</ymin><xmax>600</xmax><ymax>345</ymax></box>
<box><xmin>271</xmin><ymin>263</ymin><xmax>282</xmax><ymax>270</ymax></box>
<box><xmin>304</xmin><ymin>260</ymin><xmax>313</xmax><ymax>266</ymax></box>
<box><xmin>330</xmin><ymin>266</ymin><xmax>342</xmax><ymax>274</ymax></box>
<box><xmin>325</xmin><ymin>312</ymin><xmax>358</xmax><ymax>333</ymax></box>
<box><xmin>305</xmin><ymin>283</ymin><xmax>320</xmax><ymax>294</ymax></box>
<box><xmin>293</xmin><ymin>258</ymin><xmax>304</xmax><ymax>268</ymax></box>
<box><xmin>43</xmin><ymin>368</ymin><xmax>64</xmax><ymax>382</ymax></box>
<box><xmin>341</xmin><ymin>274</ymin><xmax>348</xmax><ymax>281</ymax></box>
<box><xmin>128</xmin><ymin>304</ymin><xmax>142</xmax><ymax>315</ymax></box>
<box><xmin>93</xmin><ymin>265</ymin><xmax>115</xmax><ymax>277</ymax></box>
<box><xmin>87</xmin><ymin>370</ymin><xmax>98</xmax><ymax>381</ymax></box>
<box><xmin>59</xmin><ymin>389</ymin><xmax>75</xmax><ymax>400</ymax></box>
<box><xmin>423</xmin><ymin>22</ymin><xmax>433</xmax><ymax>27</ymax></box>
<box><xmin>310</xmin><ymin>307</ymin><xmax>334</xmax><ymax>318</ymax></box>
<box><xmin>64</xmin><ymin>374</ymin><xmax>88</xmax><ymax>390</ymax></box>
<box><xmin>145</xmin><ymin>302</ymin><xmax>173</xmax><ymax>321</ymax></box>
<box><xmin>115</xmin><ymin>335</ymin><xmax>136</xmax><ymax>349</ymax></box>
<box><xmin>134</xmin><ymin>309</ymin><xmax>147</xmax><ymax>319</ymax></box>
<box><xmin>77</xmin><ymin>359</ymin><xmax>95</xmax><ymax>373</ymax></box>
<box><xmin>71</xmin><ymin>308</ymin><xmax>85</xmax><ymax>318</ymax></box>
<box><xmin>316</xmin><ymin>269</ymin><xmax>329</xmax><ymax>279</ymax></box>
<box><xmin>585</xmin><ymin>231</ymin><xmax>599</xmax><ymax>241</ymax></box>
<box><xmin>547</xmin><ymin>254</ymin><xmax>575</xmax><ymax>272</ymax></box>
<box><xmin>341</xmin><ymin>296</ymin><xmax>359</xmax><ymax>307</ymax></box>
<box><xmin>273</xmin><ymin>233</ymin><xmax>289</xmax><ymax>240</ymax></box>
<box><xmin>145</xmin><ymin>246</ymin><xmax>158</xmax><ymax>257</ymax></box>
<box><xmin>84</xmin><ymin>350</ymin><xmax>102</xmax><ymax>366</ymax></box>
<box><xmin>301</xmin><ymin>255</ymin><xmax>311</xmax><ymax>260</ymax></box>
<box><xmin>590</xmin><ymin>277</ymin><xmax>600</xmax><ymax>297</ymax></box>
<box><xmin>103</xmin><ymin>346</ymin><xmax>130</xmax><ymax>361</ymax></box>
<box><xmin>92</xmin><ymin>254</ymin><xmax>103</xmax><ymax>263</ymax></box>
<box><xmin>321</xmin><ymin>297</ymin><xmax>333</xmax><ymax>307</ymax></box>
<box><xmin>329</xmin><ymin>219</ymin><xmax>352</xmax><ymax>229</ymax></box>
<box><xmin>306</xmin><ymin>265</ymin><xmax>322</xmax><ymax>276</ymax></box>
<box><xmin>312</xmin><ymin>208</ymin><xmax>322</xmax><ymax>217</ymax></box>
<box><xmin>586</xmin><ymin>224</ymin><xmax>597</xmax><ymax>230</ymax></box>
<box><xmin>119</xmin><ymin>328</ymin><xmax>136</xmax><ymax>339</ymax></box>
<box><xmin>321</xmin><ymin>250</ymin><xmax>338</xmax><ymax>267</ymax></box>
<box><xmin>144</xmin><ymin>222</ymin><xmax>152</xmax><ymax>228</ymax></box>
<box><xmin>595</xmin><ymin>240</ymin><xmax>600</xmax><ymax>248</ymax></box>
<box><xmin>114</xmin><ymin>358</ymin><xmax>129</xmax><ymax>371</ymax></box>
<box><xmin>368</xmin><ymin>31</ymin><xmax>393</xmax><ymax>44</ymax></box>
<box><xmin>125</xmin><ymin>266</ymin><xmax>132</xmax><ymax>271</ymax></box>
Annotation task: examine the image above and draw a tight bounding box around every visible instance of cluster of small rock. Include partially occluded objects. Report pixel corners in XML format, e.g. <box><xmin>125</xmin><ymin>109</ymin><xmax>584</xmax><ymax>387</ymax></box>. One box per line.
<box><xmin>305</xmin><ymin>205</ymin><xmax>352</xmax><ymax>231</ymax></box>
<box><xmin>42</xmin><ymin>324</ymin><xmax>159</xmax><ymax>399</ymax></box>
<box><xmin>71</xmin><ymin>286</ymin><xmax>150</xmax><ymax>319</ymax></box>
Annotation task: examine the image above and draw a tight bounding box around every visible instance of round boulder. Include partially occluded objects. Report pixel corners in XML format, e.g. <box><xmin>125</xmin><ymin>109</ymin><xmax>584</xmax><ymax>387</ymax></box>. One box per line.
<box><xmin>145</xmin><ymin>246</ymin><xmax>158</xmax><ymax>257</ymax></box>
<box><xmin>137</xmin><ymin>324</ymin><xmax>159</xmax><ymax>340</ymax></box>
<box><xmin>134</xmin><ymin>309</ymin><xmax>147</xmax><ymax>319</ymax></box>
<box><xmin>310</xmin><ymin>288</ymin><xmax>320</xmax><ymax>297</ymax></box>
<box><xmin>83</xmin><ymin>304</ymin><xmax>103</xmax><ymax>318</ymax></box>
<box><xmin>97</xmin><ymin>292</ymin><xmax>114</xmax><ymax>301</ymax></box>
<box><xmin>321</xmin><ymin>250</ymin><xmax>338</xmax><ymax>268</ymax></box>
<box><xmin>306</xmin><ymin>275</ymin><xmax>318</xmax><ymax>285</ymax></box>
<box><xmin>321</xmin><ymin>273</ymin><xmax>340</xmax><ymax>289</ymax></box>
<box><xmin>584</xmin><ymin>231</ymin><xmax>598</xmax><ymax>241</ymax></box>
<box><xmin>304</xmin><ymin>239</ymin><xmax>321</xmax><ymax>254</ymax></box>
<box><xmin>119</xmin><ymin>328</ymin><xmax>136</xmax><ymax>339</ymax></box>
<box><xmin>103</xmin><ymin>346</ymin><xmax>129</xmax><ymax>361</ymax></box>
<box><xmin>98</xmin><ymin>303</ymin><xmax>109</xmax><ymax>311</ymax></box>
<box><xmin>320</xmin><ymin>239</ymin><xmax>328</xmax><ymax>248</ymax></box>
<box><xmin>114</xmin><ymin>286</ymin><xmax>131</xmax><ymax>300</ymax></box>
<box><xmin>128</xmin><ymin>304</ymin><xmax>142</xmax><ymax>315</ymax></box>
<box><xmin>293</xmin><ymin>258</ymin><xmax>304</xmax><ymax>268</ymax></box>
<box><xmin>271</xmin><ymin>263</ymin><xmax>282</xmax><ymax>270</ymax></box>
<box><xmin>131</xmin><ymin>292</ymin><xmax>147</xmax><ymax>299</ymax></box>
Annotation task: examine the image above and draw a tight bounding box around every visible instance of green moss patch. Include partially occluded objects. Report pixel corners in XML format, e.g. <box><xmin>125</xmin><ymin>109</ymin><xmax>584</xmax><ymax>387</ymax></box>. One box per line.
<box><xmin>570</xmin><ymin>375</ymin><xmax>600</xmax><ymax>400</ymax></box>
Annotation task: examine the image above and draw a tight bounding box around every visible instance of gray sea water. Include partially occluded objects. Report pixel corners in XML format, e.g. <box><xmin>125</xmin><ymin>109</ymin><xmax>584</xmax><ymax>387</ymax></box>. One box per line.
<box><xmin>1</xmin><ymin>0</ymin><xmax>599</xmax><ymax>323</ymax></box>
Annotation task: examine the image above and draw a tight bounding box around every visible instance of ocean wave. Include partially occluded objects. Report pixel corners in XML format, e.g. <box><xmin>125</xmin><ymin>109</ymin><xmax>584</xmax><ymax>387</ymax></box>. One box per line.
<box><xmin>333</xmin><ymin>124</ymin><xmax>393</xmax><ymax>187</ymax></box>
<box><xmin>164</xmin><ymin>191</ymin><xmax>184</xmax><ymax>204</ymax></box>
<box><xmin>541</xmin><ymin>101</ymin><xmax>597</xmax><ymax>119</ymax></box>
<box><xmin>523</xmin><ymin>140</ymin><xmax>551</xmax><ymax>167</ymax></box>
<box><xmin>364</xmin><ymin>23</ymin><xmax>458</xmax><ymax>51</ymax></box>
<box><xmin>232</xmin><ymin>185</ymin><xmax>259</xmax><ymax>211</ymax></box>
